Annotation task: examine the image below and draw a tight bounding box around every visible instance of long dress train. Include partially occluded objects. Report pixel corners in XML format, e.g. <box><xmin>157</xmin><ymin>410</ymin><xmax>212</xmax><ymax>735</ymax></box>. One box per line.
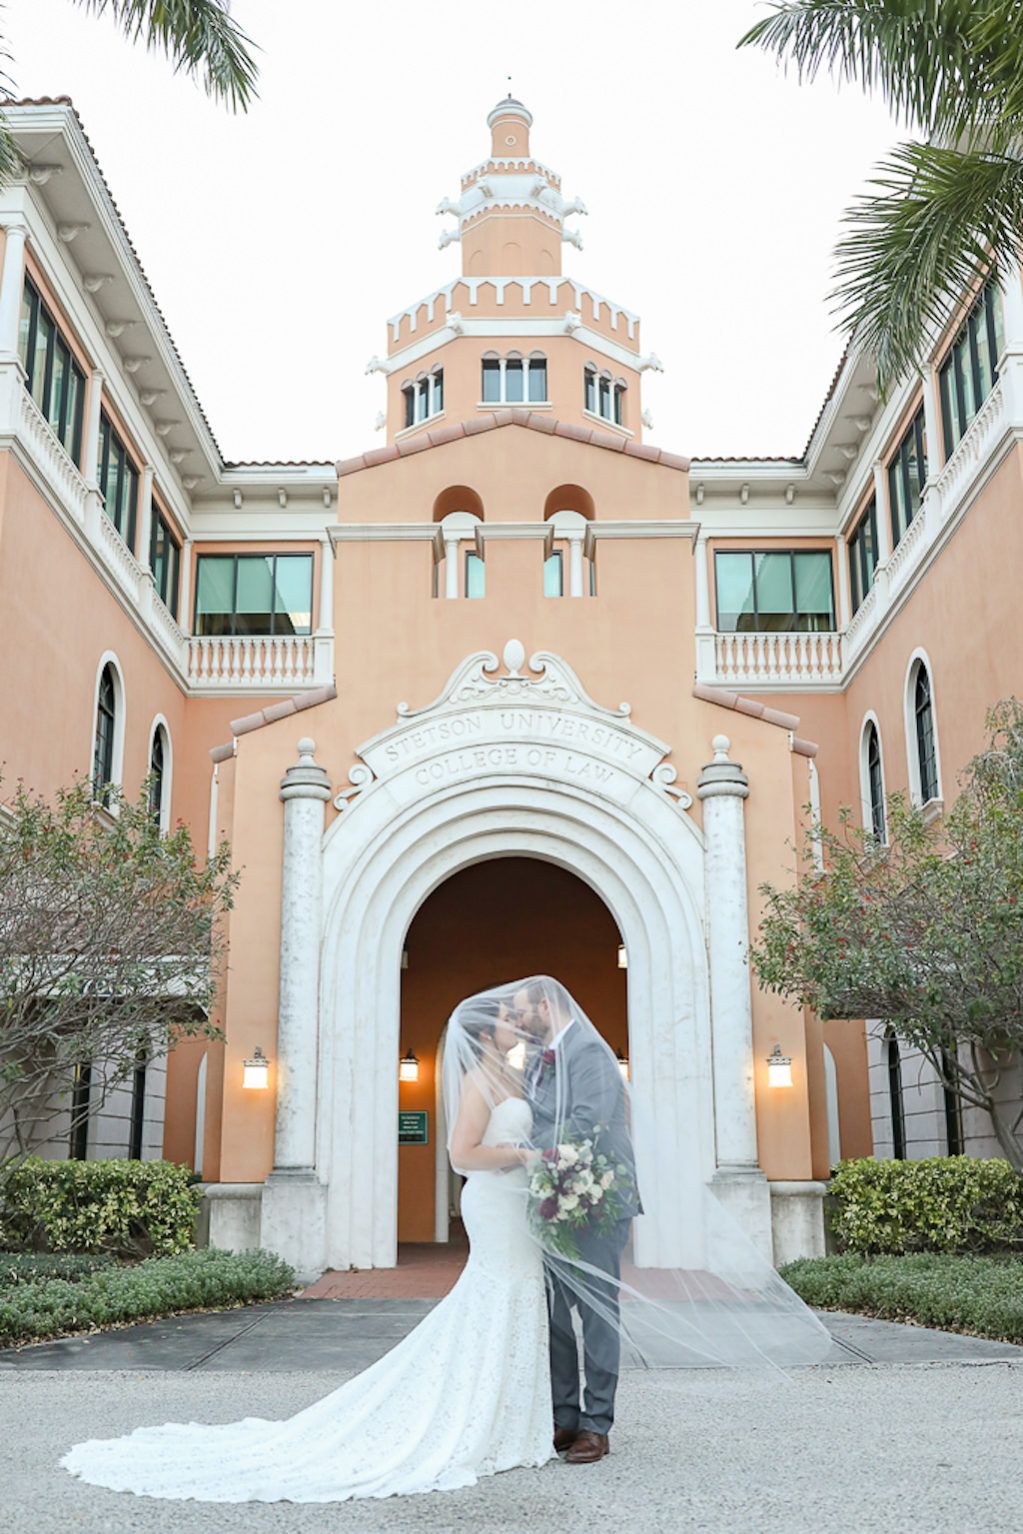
<box><xmin>61</xmin><ymin>1099</ymin><xmax>552</xmax><ymax>1503</ymax></box>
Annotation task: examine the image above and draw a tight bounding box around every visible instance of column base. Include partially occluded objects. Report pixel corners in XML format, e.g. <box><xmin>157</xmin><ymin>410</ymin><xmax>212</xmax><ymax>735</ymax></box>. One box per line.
<box><xmin>199</xmin><ymin>1182</ymin><xmax>263</xmax><ymax>1253</ymax></box>
<box><xmin>769</xmin><ymin>1181</ymin><xmax>829</xmax><ymax>1266</ymax></box>
<box><xmin>260</xmin><ymin>1168</ymin><xmax>327</xmax><ymax>1283</ymax></box>
<box><xmin>710</xmin><ymin>1166</ymin><xmax>773</xmax><ymax>1263</ymax></box>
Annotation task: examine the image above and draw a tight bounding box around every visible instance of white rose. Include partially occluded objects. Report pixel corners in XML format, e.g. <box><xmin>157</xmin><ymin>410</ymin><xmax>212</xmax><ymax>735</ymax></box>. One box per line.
<box><xmin>560</xmin><ymin>1194</ymin><xmax>580</xmax><ymax>1212</ymax></box>
<box><xmin>601</xmin><ymin>1171</ymin><xmax>615</xmax><ymax>1189</ymax></box>
<box><xmin>558</xmin><ymin>1145</ymin><xmax>579</xmax><ymax>1166</ymax></box>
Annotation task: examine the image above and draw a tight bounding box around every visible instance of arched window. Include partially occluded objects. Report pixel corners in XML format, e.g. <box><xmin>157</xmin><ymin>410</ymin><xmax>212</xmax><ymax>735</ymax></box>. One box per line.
<box><xmin>862</xmin><ymin>719</ymin><xmax>886</xmax><ymax>841</ymax></box>
<box><xmin>886</xmin><ymin>1031</ymin><xmax>906</xmax><ymax>1159</ymax></box>
<box><xmin>148</xmin><ymin>722</ymin><xmax>171</xmax><ymax>830</ymax></box>
<box><xmin>401</xmin><ymin>366</ymin><xmax>443</xmax><ymax>429</ymax></box>
<box><xmin>912</xmin><ymin>662</ymin><xmax>939</xmax><ymax>803</ymax></box>
<box><xmin>480</xmin><ymin>350</ymin><xmax>547</xmax><ymax>405</ymax></box>
<box><xmin>584</xmin><ymin>364</ymin><xmax>626</xmax><ymax>426</ymax></box>
<box><xmin>93</xmin><ymin>664</ymin><xmax>117</xmax><ymax>806</ymax></box>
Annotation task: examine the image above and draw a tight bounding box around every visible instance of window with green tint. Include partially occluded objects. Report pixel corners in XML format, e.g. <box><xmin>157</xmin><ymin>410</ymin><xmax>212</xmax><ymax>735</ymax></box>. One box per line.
<box><xmin>149</xmin><ymin>506</ymin><xmax>181</xmax><ymax>615</ymax></box>
<box><xmin>544</xmin><ymin>550</ymin><xmax>563</xmax><ymax>597</ymax></box>
<box><xmin>17</xmin><ymin>275</ymin><xmax>85</xmax><ymax>462</ymax></box>
<box><xmin>714</xmin><ymin>550</ymin><xmax>834</xmax><ymax>632</ymax></box>
<box><xmin>888</xmin><ymin>405</ymin><xmax>928</xmax><ymax>548</ymax></box>
<box><xmin>939</xmin><ymin>277</ymin><xmax>1004</xmax><ymax>458</ymax></box>
<box><xmin>465</xmin><ymin>550</ymin><xmax>485</xmax><ymax>599</ymax></box>
<box><xmin>97</xmin><ymin>414</ymin><xmax>138</xmax><ymax>550</ymax></box>
<box><xmin>848</xmin><ymin>498</ymin><xmax>878</xmax><ymax>615</ymax></box>
<box><xmin>194</xmin><ymin>553</ymin><xmax>313</xmax><ymax>636</ymax></box>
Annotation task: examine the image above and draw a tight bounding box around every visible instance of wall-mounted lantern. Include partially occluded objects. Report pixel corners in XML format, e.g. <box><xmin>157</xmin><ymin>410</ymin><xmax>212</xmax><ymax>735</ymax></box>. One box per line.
<box><xmin>242</xmin><ymin>1046</ymin><xmax>270</xmax><ymax>1090</ymax></box>
<box><xmin>767</xmin><ymin>1044</ymin><xmax>793</xmax><ymax>1088</ymax></box>
<box><xmin>617</xmin><ymin>944</ymin><xmax>628</xmax><ymax>969</ymax></box>
<box><xmin>616</xmin><ymin>1048</ymin><xmax>630</xmax><ymax>1083</ymax></box>
<box><xmin>399</xmin><ymin>1047</ymin><xmax>420</xmax><ymax>1083</ymax></box>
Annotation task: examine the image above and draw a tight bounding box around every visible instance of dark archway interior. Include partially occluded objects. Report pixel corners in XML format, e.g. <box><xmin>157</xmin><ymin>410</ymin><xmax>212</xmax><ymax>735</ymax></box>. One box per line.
<box><xmin>397</xmin><ymin>857</ymin><xmax>628</xmax><ymax>1241</ymax></box>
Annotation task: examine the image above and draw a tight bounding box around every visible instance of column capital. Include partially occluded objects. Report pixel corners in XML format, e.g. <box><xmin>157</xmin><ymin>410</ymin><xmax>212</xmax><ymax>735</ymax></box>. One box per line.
<box><xmin>697</xmin><ymin>735</ymin><xmax>749</xmax><ymax>799</ymax></box>
<box><xmin>279</xmin><ymin>738</ymin><xmax>331</xmax><ymax>803</ymax></box>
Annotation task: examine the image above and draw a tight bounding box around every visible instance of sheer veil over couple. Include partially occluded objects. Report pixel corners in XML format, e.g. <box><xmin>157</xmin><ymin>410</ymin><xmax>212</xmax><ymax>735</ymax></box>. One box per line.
<box><xmin>62</xmin><ymin>977</ymin><xmax>830</xmax><ymax>1504</ymax></box>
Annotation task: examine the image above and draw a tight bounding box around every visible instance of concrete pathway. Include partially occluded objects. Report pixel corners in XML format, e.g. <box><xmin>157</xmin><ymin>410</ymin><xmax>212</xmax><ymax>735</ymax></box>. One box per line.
<box><xmin>3</xmin><ymin>1284</ymin><xmax>1023</xmax><ymax>1532</ymax></box>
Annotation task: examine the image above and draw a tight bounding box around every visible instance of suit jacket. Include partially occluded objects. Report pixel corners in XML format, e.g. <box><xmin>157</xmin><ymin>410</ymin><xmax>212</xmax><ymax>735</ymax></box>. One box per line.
<box><xmin>528</xmin><ymin>1025</ymin><xmax>641</xmax><ymax>1220</ymax></box>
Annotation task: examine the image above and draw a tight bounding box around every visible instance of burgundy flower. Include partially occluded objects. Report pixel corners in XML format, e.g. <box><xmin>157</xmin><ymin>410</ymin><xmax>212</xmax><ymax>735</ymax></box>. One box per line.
<box><xmin>539</xmin><ymin>1198</ymin><xmax>558</xmax><ymax>1220</ymax></box>
<box><xmin>542</xmin><ymin>1147</ymin><xmax>557</xmax><ymax>1162</ymax></box>
<box><xmin>541</xmin><ymin>1048</ymin><xmax>556</xmax><ymax>1067</ymax></box>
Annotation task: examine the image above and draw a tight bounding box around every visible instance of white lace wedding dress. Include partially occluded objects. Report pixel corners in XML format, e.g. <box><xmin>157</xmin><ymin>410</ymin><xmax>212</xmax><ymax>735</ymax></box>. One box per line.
<box><xmin>61</xmin><ymin>1098</ymin><xmax>553</xmax><ymax>1502</ymax></box>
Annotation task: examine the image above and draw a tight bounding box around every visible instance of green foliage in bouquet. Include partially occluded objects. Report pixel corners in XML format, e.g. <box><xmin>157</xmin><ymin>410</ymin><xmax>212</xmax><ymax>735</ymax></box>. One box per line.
<box><xmin>528</xmin><ymin>1133</ymin><xmax>635</xmax><ymax>1260</ymax></box>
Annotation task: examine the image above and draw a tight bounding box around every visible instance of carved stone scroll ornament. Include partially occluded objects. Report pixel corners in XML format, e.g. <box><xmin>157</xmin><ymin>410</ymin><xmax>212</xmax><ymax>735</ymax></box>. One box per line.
<box><xmin>332</xmin><ymin>762</ymin><xmax>375</xmax><ymax>813</ymax></box>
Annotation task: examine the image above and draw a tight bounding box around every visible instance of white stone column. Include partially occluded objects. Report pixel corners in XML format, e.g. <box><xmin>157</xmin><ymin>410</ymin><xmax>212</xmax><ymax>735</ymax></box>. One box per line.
<box><xmin>567</xmin><ymin>529</ymin><xmax>585</xmax><ymax>597</ymax></box>
<box><xmin>835</xmin><ymin>534</ymin><xmax>852</xmax><ymax>628</ymax></box>
<box><xmin>693</xmin><ymin>533</ymin><xmax>717</xmax><ymax>681</ymax></box>
<box><xmin>137</xmin><ymin>465</ymin><xmax>154</xmax><ymax>566</ymax></box>
<box><xmin>313</xmin><ymin>534</ymin><xmax>335</xmax><ymax>683</ymax></box>
<box><xmin>444</xmin><ymin>532</ymin><xmax>460</xmax><ymax>598</ymax></box>
<box><xmin>0</xmin><ymin>221</ymin><xmax>27</xmax><ymax>358</ymax></box>
<box><xmin>82</xmin><ymin>369</ymin><xmax>106</xmax><ymax>540</ymax></box>
<box><xmin>260</xmin><ymin>738</ymin><xmax>331</xmax><ymax>1279</ymax></box>
<box><xmin>698</xmin><ymin>734</ymin><xmax>773</xmax><ymax>1259</ymax></box>
<box><xmin>872</xmin><ymin>459</ymin><xmax>893</xmax><ymax>562</ymax></box>
<box><xmin>919</xmin><ymin>366</ymin><xmax>943</xmax><ymax>488</ymax></box>
<box><xmin>178</xmin><ymin>537</ymin><xmax>193</xmax><ymax>629</ymax></box>
<box><xmin>998</xmin><ymin>263</ymin><xmax>1023</xmax><ymax>428</ymax></box>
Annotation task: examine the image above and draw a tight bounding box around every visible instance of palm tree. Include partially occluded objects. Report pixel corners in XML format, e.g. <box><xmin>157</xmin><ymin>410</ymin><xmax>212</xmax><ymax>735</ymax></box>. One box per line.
<box><xmin>740</xmin><ymin>2</ymin><xmax>1023</xmax><ymax>389</ymax></box>
<box><xmin>0</xmin><ymin>0</ymin><xmax>259</xmax><ymax>180</ymax></box>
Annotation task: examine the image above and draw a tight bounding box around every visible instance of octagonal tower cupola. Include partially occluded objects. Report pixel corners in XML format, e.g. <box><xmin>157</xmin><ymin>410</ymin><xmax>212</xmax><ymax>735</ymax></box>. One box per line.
<box><xmin>439</xmin><ymin>95</ymin><xmax>585</xmax><ymax>279</ymax></box>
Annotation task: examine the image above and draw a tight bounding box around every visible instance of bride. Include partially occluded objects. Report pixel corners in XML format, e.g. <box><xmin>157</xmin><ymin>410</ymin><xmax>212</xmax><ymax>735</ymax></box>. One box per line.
<box><xmin>62</xmin><ymin>976</ymin><xmax>832</xmax><ymax>1503</ymax></box>
<box><xmin>61</xmin><ymin>991</ymin><xmax>553</xmax><ymax>1503</ymax></box>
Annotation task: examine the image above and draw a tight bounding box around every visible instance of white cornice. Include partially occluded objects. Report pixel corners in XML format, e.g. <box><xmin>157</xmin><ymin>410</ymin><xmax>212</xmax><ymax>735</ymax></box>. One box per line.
<box><xmin>328</xmin><ymin>523</ymin><xmax>444</xmax><ymax>555</ymax></box>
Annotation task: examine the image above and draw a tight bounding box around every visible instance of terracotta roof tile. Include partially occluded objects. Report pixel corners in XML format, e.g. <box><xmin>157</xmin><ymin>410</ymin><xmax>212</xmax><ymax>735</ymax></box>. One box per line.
<box><xmin>215</xmin><ymin>683</ymin><xmax>339</xmax><ymax>757</ymax></box>
<box><xmin>691</xmin><ymin>682</ymin><xmax>813</xmax><ymax>747</ymax></box>
<box><xmin>333</xmin><ymin>413</ymin><xmax>691</xmax><ymax>477</ymax></box>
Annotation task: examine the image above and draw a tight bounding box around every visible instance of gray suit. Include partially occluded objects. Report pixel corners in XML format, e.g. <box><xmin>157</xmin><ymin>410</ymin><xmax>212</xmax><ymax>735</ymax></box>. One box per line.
<box><xmin>529</xmin><ymin>1025</ymin><xmax>638</xmax><ymax>1436</ymax></box>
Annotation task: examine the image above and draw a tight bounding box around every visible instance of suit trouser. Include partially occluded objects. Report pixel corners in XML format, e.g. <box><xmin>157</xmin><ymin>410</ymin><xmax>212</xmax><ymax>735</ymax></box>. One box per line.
<box><xmin>546</xmin><ymin>1218</ymin><xmax>631</xmax><ymax>1437</ymax></box>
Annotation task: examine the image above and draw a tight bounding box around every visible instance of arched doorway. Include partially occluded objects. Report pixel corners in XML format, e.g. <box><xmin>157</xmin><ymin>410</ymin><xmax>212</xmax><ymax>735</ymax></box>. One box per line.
<box><xmin>396</xmin><ymin>857</ymin><xmax>628</xmax><ymax>1244</ymax></box>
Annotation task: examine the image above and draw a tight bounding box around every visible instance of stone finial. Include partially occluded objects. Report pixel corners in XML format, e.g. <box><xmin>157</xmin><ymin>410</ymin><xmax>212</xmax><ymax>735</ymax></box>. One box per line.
<box><xmin>503</xmin><ymin>638</ymin><xmax>526</xmax><ymax>676</ymax></box>
<box><xmin>697</xmin><ymin>735</ymin><xmax>749</xmax><ymax>801</ymax></box>
<box><xmin>280</xmin><ymin>738</ymin><xmax>332</xmax><ymax>803</ymax></box>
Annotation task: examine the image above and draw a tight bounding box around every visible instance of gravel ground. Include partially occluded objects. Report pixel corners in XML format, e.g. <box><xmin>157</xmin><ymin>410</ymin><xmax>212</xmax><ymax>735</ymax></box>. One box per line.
<box><xmin>5</xmin><ymin>1361</ymin><xmax>1023</xmax><ymax>1534</ymax></box>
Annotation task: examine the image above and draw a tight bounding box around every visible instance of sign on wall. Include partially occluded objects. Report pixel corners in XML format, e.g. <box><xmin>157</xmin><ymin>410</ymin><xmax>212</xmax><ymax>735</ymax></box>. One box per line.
<box><xmin>398</xmin><ymin>1110</ymin><xmax>429</xmax><ymax>1145</ymax></box>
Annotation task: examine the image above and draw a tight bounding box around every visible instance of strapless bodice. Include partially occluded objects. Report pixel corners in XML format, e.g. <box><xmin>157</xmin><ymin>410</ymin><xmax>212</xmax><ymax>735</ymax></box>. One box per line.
<box><xmin>481</xmin><ymin>1097</ymin><xmax>531</xmax><ymax>1147</ymax></box>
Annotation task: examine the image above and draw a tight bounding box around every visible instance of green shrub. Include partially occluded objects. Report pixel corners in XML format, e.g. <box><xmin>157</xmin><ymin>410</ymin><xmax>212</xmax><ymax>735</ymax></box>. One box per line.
<box><xmin>0</xmin><ymin>1247</ymin><xmax>295</xmax><ymax>1347</ymax></box>
<box><xmin>781</xmin><ymin>1252</ymin><xmax>1023</xmax><ymax>1343</ymax></box>
<box><xmin>0</xmin><ymin>1252</ymin><xmax>116</xmax><ymax>1287</ymax></box>
<box><xmin>0</xmin><ymin>1158</ymin><xmax>201</xmax><ymax>1257</ymax></box>
<box><xmin>828</xmin><ymin>1156</ymin><xmax>1023</xmax><ymax>1255</ymax></box>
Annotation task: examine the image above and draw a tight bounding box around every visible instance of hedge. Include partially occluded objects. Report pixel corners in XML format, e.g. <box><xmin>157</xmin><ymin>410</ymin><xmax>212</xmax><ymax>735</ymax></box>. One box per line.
<box><xmin>0</xmin><ymin>1247</ymin><xmax>296</xmax><ymax>1347</ymax></box>
<box><xmin>828</xmin><ymin>1156</ymin><xmax>1023</xmax><ymax>1255</ymax></box>
<box><xmin>0</xmin><ymin>1252</ymin><xmax>116</xmax><ymax>1286</ymax></box>
<box><xmin>0</xmin><ymin>1158</ymin><xmax>201</xmax><ymax>1256</ymax></box>
<box><xmin>780</xmin><ymin>1252</ymin><xmax>1023</xmax><ymax>1343</ymax></box>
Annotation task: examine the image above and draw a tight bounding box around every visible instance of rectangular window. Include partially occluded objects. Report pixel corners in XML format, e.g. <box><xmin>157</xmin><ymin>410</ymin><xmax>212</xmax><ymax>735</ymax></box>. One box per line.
<box><xmin>465</xmin><ymin>550</ymin><xmax>485</xmax><ymax>599</ymax></box>
<box><xmin>939</xmin><ymin>277</ymin><xmax>1005</xmax><ymax>458</ymax></box>
<box><xmin>887</xmin><ymin>405</ymin><xmax>928</xmax><ymax>549</ymax></box>
<box><xmin>505</xmin><ymin>359</ymin><xmax>524</xmax><ymax>403</ymax></box>
<box><xmin>481</xmin><ymin>358</ymin><xmax>501</xmax><ymax>403</ymax></box>
<box><xmin>149</xmin><ymin>505</ymin><xmax>181</xmax><ymax>614</ymax></box>
<box><xmin>403</xmin><ymin>386</ymin><xmax>415</xmax><ymax>429</ymax></box>
<box><xmin>528</xmin><ymin>359</ymin><xmax>547</xmax><ymax>403</ymax></box>
<box><xmin>97</xmin><ymin>414</ymin><xmax>139</xmax><ymax>551</ymax></box>
<box><xmin>194</xmin><ymin>553</ymin><xmax>314</xmax><ymax>636</ymax></box>
<box><xmin>714</xmin><ymin>549</ymin><xmax>835</xmax><ymax>632</ymax></box>
<box><xmin>17</xmin><ymin>275</ymin><xmax>85</xmax><ymax>462</ymax></box>
<box><xmin>584</xmin><ymin>369</ymin><xmax>596</xmax><ymax>414</ymax></box>
<box><xmin>848</xmin><ymin>498</ymin><xmax>879</xmax><ymax>615</ymax></box>
<box><xmin>544</xmin><ymin>550</ymin><xmax>564</xmax><ymax>597</ymax></box>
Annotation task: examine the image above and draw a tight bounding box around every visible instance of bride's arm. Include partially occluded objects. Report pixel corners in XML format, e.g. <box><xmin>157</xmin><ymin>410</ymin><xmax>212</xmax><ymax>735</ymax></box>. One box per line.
<box><xmin>449</xmin><ymin>1076</ymin><xmax>531</xmax><ymax>1172</ymax></box>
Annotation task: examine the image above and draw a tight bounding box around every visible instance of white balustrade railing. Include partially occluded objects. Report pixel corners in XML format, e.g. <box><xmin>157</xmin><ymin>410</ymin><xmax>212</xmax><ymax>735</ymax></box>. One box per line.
<box><xmin>186</xmin><ymin>634</ymin><xmax>319</xmax><ymax>690</ymax></box>
<box><xmin>18</xmin><ymin>384</ymin><xmax>89</xmax><ymax>527</ymax></box>
<box><xmin>96</xmin><ymin>503</ymin><xmax>145</xmax><ymax>601</ymax></box>
<box><xmin>713</xmin><ymin>629</ymin><xmax>843</xmax><ymax>687</ymax></box>
<box><xmin>934</xmin><ymin>379</ymin><xmax>1005</xmax><ymax>510</ymax></box>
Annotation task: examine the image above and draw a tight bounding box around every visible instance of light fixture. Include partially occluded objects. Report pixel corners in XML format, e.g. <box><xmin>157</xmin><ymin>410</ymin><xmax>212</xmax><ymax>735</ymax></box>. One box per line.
<box><xmin>616</xmin><ymin>1048</ymin><xmax>630</xmax><ymax>1083</ymax></box>
<box><xmin>401</xmin><ymin>949</ymin><xmax>409</xmax><ymax>970</ymax></box>
<box><xmin>767</xmin><ymin>1044</ymin><xmax>793</xmax><ymax>1088</ymax></box>
<box><xmin>399</xmin><ymin>1047</ymin><xmax>420</xmax><ymax>1083</ymax></box>
<box><xmin>617</xmin><ymin>944</ymin><xmax>628</xmax><ymax>969</ymax></box>
<box><xmin>242</xmin><ymin>1046</ymin><xmax>269</xmax><ymax>1090</ymax></box>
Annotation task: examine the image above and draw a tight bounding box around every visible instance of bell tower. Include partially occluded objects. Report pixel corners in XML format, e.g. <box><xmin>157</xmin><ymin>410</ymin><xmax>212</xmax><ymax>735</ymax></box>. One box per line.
<box><xmin>371</xmin><ymin>98</ymin><xmax>661</xmax><ymax>442</ymax></box>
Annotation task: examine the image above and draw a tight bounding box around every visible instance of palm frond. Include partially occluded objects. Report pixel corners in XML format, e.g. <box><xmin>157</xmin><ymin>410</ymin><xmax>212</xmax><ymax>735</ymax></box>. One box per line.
<box><xmin>71</xmin><ymin>0</ymin><xmax>259</xmax><ymax>112</ymax></box>
<box><xmin>739</xmin><ymin>1</ymin><xmax>1023</xmax><ymax>149</ymax></box>
<box><xmin>830</xmin><ymin>141</ymin><xmax>1023</xmax><ymax>386</ymax></box>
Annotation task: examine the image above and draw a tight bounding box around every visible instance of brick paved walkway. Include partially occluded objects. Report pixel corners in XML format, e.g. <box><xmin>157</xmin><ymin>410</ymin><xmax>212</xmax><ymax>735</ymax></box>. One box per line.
<box><xmin>299</xmin><ymin>1237</ymin><xmax>469</xmax><ymax>1299</ymax></box>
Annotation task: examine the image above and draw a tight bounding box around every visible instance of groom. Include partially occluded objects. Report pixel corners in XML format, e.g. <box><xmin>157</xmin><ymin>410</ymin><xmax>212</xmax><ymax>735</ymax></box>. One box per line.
<box><xmin>515</xmin><ymin>978</ymin><xmax>639</xmax><ymax>1465</ymax></box>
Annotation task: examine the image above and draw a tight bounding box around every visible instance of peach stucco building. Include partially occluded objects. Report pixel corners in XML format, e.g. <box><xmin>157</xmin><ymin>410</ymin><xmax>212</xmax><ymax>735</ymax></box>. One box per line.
<box><xmin>2</xmin><ymin>96</ymin><xmax>1022</xmax><ymax>1275</ymax></box>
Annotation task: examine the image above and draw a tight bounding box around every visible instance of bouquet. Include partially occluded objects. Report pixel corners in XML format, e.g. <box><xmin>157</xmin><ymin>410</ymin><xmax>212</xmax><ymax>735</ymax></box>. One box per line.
<box><xmin>527</xmin><ymin>1132</ymin><xmax>634</xmax><ymax>1259</ymax></box>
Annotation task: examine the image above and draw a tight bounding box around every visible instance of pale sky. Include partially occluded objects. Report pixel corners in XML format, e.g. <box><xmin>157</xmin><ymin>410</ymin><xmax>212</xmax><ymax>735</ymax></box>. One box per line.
<box><xmin>7</xmin><ymin>0</ymin><xmax>901</xmax><ymax>465</ymax></box>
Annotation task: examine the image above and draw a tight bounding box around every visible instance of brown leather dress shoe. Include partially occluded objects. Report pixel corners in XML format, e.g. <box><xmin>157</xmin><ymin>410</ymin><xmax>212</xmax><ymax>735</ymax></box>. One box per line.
<box><xmin>553</xmin><ymin>1426</ymin><xmax>578</xmax><ymax>1453</ymax></box>
<box><xmin>564</xmin><ymin>1430</ymin><xmax>610</xmax><ymax>1463</ymax></box>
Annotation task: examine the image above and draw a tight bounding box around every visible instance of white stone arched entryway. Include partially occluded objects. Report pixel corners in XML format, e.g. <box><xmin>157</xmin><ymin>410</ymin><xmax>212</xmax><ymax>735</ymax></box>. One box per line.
<box><xmin>258</xmin><ymin>646</ymin><xmax>773</xmax><ymax>1275</ymax></box>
